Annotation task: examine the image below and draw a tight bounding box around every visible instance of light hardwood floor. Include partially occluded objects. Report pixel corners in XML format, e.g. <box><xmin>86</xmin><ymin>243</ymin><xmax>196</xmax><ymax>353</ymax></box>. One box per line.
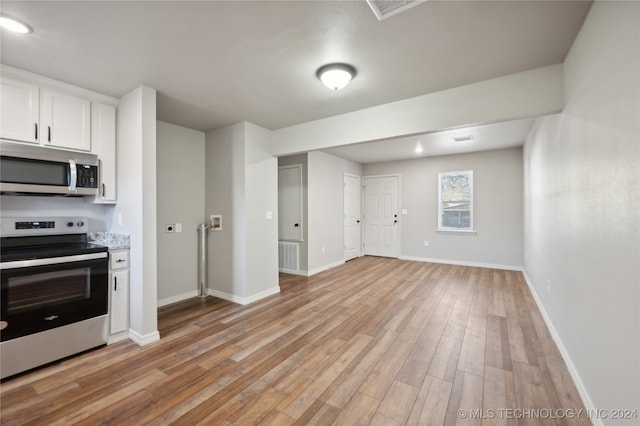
<box><xmin>0</xmin><ymin>257</ymin><xmax>591</xmax><ymax>425</ymax></box>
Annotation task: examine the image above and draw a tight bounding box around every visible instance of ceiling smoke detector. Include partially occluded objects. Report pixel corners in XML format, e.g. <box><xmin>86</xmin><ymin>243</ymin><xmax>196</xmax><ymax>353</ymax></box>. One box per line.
<box><xmin>366</xmin><ymin>0</ymin><xmax>427</xmax><ymax>21</ymax></box>
<box><xmin>452</xmin><ymin>135</ymin><xmax>474</xmax><ymax>143</ymax></box>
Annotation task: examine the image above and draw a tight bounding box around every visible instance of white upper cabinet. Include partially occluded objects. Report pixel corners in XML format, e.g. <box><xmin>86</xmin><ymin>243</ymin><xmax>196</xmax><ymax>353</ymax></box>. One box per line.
<box><xmin>92</xmin><ymin>103</ymin><xmax>117</xmax><ymax>203</ymax></box>
<box><xmin>0</xmin><ymin>78</ymin><xmax>40</xmax><ymax>144</ymax></box>
<box><xmin>41</xmin><ymin>89</ymin><xmax>91</xmax><ymax>152</ymax></box>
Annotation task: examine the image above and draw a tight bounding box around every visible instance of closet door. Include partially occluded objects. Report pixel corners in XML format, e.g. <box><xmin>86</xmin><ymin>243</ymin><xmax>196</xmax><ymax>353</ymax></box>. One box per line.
<box><xmin>278</xmin><ymin>164</ymin><xmax>303</xmax><ymax>241</ymax></box>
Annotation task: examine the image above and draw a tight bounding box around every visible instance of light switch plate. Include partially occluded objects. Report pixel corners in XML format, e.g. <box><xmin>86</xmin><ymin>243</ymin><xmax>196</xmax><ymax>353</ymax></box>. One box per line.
<box><xmin>402</xmin><ymin>209</ymin><xmax>408</xmax><ymax>215</ymax></box>
<box><xmin>266</xmin><ymin>211</ymin><xmax>273</xmax><ymax>220</ymax></box>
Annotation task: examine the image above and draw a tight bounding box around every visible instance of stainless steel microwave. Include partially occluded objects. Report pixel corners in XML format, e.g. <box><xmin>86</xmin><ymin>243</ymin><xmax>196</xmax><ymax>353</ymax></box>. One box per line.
<box><xmin>0</xmin><ymin>141</ymin><xmax>99</xmax><ymax>196</ymax></box>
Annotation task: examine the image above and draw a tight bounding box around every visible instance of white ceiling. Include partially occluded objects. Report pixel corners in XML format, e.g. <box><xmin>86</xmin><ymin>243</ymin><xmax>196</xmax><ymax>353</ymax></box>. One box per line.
<box><xmin>323</xmin><ymin>117</ymin><xmax>536</xmax><ymax>164</ymax></box>
<box><xmin>0</xmin><ymin>1</ymin><xmax>591</xmax><ymax>134</ymax></box>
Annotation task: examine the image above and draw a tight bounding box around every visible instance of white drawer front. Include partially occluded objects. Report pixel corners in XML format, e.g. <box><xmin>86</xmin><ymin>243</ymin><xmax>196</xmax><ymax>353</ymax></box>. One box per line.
<box><xmin>110</xmin><ymin>251</ymin><xmax>129</xmax><ymax>269</ymax></box>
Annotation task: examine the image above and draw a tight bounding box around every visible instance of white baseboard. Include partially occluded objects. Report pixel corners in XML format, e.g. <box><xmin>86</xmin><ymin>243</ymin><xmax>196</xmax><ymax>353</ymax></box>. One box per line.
<box><xmin>208</xmin><ymin>285</ymin><xmax>280</xmax><ymax>306</ymax></box>
<box><xmin>522</xmin><ymin>270</ymin><xmax>599</xmax><ymax>426</ymax></box>
<box><xmin>107</xmin><ymin>331</ymin><xmax>129</xmax><ymax>345</ymax></box>
<box><xmin>128</xmin><ymin>329</ymin><xmax>160</xmax><ymax>346</ymax></box>
<box><xmin>279</xmin><ymin>268</ymin><xmax>308</xmax><ymax>276</ymax></box>
<box><xmin>157</xmin><ymin>290</ymin><xmax>198</xmax><ymax>307</ymax></box>
<box><xmin>308</xmin><ymin>260</ymin><xmax>345</xmax><ymax>276</ymax></box>
<box><xmin>399</xmin><ymin>255</ymin><xmax>522</xmax><ymax>271</ymax></box>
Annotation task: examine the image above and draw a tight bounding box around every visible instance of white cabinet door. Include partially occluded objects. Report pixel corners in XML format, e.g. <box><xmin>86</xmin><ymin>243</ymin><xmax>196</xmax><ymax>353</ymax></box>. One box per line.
<box><xmin>41</xmin><ymin>89</ymin><xmax>91</xmax><ymax>151</ymax></box>
<box><xmin>110</xmin><ymin>270</ymin><xmax>129</xmax><ymax>335</ymax></box>
<box><xmin>92</xmin><ymin>103</ymin><xmax>117</xmax><ymax>202</ymax></box>
<box><xmin>0</xmin><ymin>79</ymin><xmax>40</xmax><ymax>144</ymax></box>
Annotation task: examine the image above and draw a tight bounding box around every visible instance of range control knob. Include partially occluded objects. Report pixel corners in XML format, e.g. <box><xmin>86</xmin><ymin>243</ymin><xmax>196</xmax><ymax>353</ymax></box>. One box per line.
<box><xmin>77</xmin><ymin>221</ymin><xmax>85</xmax><ymax>227</ymax></box>
<box><xmin>67</xmin><ymin>222</ymin><xmax>74</xmax><ymax>227</ymax></box>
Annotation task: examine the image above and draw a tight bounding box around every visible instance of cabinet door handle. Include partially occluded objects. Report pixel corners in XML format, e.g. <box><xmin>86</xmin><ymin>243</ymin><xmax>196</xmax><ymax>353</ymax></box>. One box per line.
<box><xmin>47</xmin><ymin>126</ymin><xmax>51</xmax><ymax>142</ymax></box>
<box><xmin>35</xmin><ymin>123</ymin><xmax>38</xmax><ymax>140</ymax></box>
<box><xmin>102</xmin><ymin>183</ymin><xmax>106</xmax><ymax>197</ymax></box>
<box><xmin>114</xmin><ymin>276</ymin><xmax>117</xmax><ymax>291</ymax></box>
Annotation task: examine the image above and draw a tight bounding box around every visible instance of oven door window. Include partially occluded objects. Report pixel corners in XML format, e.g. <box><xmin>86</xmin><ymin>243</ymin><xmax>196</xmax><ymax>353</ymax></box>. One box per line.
<box><xmin>7</xmin><ymin>268</ymin><xmax>91</xmax><ymax>315</ymax></box>
<box><xmin>0</xmin><ymin>257</ymin><xmax>108</xmax><ymax>342</ymax></box>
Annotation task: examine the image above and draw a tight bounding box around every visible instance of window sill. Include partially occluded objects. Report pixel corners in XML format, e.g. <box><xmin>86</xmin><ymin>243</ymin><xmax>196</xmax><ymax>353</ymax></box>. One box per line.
<box><xmin>435</xmin><ymin>229</ymin><xmax>477</xmax><ymax>235</ymax></box>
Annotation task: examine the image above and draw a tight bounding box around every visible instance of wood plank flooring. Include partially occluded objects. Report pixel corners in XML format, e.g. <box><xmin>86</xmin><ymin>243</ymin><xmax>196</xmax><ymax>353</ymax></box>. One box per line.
<box><xmin>0</xmin><ymin>257</ymin><xmax>591</xmax><ymax>425</ymax></box>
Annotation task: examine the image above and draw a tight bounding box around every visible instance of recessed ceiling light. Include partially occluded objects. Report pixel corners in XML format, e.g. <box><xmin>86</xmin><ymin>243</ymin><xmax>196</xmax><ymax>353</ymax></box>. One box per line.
<box><xmin>316</xmin><ymin>63</ymin><xmax>357</xmax><ymax>91</ymax></box>
<box><xmin>0</xmin><ymin>15</ymin><xmax>32</xmax><ymax>34</ymax></box>
<box><xmin>415</xmin><ymin>143</ymin><xmax>423</xmax><ymax>154</ymax></box>
<box><xmin>452</xmin><ymin>135</ymin><xmax>473</xmax><ymax>142</ymax></box>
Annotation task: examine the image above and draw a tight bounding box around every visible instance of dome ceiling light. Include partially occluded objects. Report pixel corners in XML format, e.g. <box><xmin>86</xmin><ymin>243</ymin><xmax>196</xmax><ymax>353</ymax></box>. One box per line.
<box><xmin>316</xmin><ymin>63</ymin><xmax>357</xmax><ymax>91</ymax></box>
<box><xmin>0</xmin><ymin>15</ymin><xmax>33</xmax><ymax>34</ymax></box>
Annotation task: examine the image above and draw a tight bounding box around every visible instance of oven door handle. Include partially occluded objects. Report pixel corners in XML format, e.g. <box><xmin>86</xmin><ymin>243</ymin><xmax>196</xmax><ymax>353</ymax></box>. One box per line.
<box><xmin>0</xmin><ymin>252</ymin><xmax>108</xmax><ymax>270</ymax></box>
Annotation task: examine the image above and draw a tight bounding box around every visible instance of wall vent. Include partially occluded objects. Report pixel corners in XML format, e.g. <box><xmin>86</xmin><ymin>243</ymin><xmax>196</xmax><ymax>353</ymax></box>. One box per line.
<box><xmin>278</xmin><ymin>241</ymin><xmax>300</xmax><ymax>273</ymax></box>
<box><xmin>366</xmin><ymin>0</ymin><xmax>427</xmax><ymax>21</ymax></box>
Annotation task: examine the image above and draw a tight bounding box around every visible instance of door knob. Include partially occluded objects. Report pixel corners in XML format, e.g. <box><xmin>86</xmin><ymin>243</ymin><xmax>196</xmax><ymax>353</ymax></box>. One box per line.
<box><xmin>356</xmin><ymin>220</ymin><xmax>360</xmax><ymax>223</ymax></box>
<box><xmin>394</xmin><ymin>220</ymin><xmax>398</xmax><ymax>224</ymax></box>
<box><xmin>294</xmin><ymin>223</ymin><xmax>299</xmax><ymax>227</ymax></box>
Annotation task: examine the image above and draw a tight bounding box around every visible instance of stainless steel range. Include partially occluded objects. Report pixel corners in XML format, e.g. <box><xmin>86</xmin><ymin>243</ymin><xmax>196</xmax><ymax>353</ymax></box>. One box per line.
<box><xmin>0</xmin><ymin>217</ymin><xmax>109</xmax><ymax>379</ymax></box>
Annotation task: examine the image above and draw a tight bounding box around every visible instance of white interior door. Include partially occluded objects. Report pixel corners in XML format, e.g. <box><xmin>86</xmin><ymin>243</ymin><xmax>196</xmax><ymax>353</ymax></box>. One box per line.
<box><xmin>344</xmin><ymin>173</ymin><xmax>361</xmax><ymax>261</ymax></box>
<box><xmin>364</xmin><ymin>176</ymin><xmax>399</xmax><ymax>258</ymax></box>
<box><xmin>278</xmin><ymin>164</ymin><xmax>303</xmax><ymax>241</ymax></box>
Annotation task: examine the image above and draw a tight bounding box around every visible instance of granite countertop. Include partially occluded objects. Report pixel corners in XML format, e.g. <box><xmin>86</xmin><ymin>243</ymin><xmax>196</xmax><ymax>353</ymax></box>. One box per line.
<box><xmin>88</xmin><ymin>232</ymin><xmax>130</xmax><ymax>250</ymax></box>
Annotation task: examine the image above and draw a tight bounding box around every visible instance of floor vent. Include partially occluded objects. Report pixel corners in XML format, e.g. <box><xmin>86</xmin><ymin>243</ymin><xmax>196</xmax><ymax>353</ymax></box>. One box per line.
<box><xmin>278</xmin><ymin>241</ymin><xmax>300</xmax><ymax>272</ymax></box>
<box><xmin>366</xmin><ymin>0</ymin><xmax>426</xmax><ymax>21</ymax></box>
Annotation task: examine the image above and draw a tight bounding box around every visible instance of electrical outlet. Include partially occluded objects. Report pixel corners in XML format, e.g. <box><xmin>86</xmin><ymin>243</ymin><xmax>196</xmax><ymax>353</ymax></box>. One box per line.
<box><xmin>175</xmin><ymin>223</ymin><xmax>182</xmax><ymax>233</ymax></box>
<box><xmin>165</xmin><ymin>224</ymin><xmax>175</xmax><ymax>233</ymax></box>
<box><xmin>546</xmin><ymin>278</ymin><xmax>551</xmax><ymax>292</ymax></box>
<box><xmin>424</xmin><ymin>240</ymin><xmax>429</xmax><ymax>247</ymax></box>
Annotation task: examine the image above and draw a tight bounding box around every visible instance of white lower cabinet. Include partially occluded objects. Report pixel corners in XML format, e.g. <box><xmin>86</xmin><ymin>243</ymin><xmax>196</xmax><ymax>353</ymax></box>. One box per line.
<box><xmin>108</xmin><ymin>249</ymin><xmax>130</xmax><ymax>343</ymax></box>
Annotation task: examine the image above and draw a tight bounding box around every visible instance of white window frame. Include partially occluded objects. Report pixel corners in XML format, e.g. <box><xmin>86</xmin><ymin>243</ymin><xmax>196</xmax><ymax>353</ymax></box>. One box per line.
<box><xmin>437</xmin><ymin>170</ymin><xmax>474</xmax><ymax>232</ymax></box>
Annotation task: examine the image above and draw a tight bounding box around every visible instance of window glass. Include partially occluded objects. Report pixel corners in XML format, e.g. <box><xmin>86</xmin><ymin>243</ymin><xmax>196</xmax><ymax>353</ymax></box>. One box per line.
<box><xmin>438</xmin><ymin>170</ymin><xmax>473</xmax><ymax>230</ymax></box>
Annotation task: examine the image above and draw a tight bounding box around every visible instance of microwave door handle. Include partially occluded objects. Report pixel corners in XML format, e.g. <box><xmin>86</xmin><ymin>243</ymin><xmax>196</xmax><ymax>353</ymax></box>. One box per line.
<box><xmin>69</xmin><ymin>159</ymin><xmax>77</xmax><ymax>191</ymax></box>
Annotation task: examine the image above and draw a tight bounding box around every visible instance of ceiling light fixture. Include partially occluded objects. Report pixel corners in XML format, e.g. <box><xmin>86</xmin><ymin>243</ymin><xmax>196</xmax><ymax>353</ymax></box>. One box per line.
<box><xmin>415</xmin><ymin>143</ymin><xmax>423</xmax><ymax>154</ymax></box>
<box><xmin>316</xmin><ymin>63</ymin><xmax>357</xmax><ymax>91</ymax></box>
<box><xmin>0</xmin><ymin>15</ymin><xmax>32</xmax><ymax>34</ymax></box>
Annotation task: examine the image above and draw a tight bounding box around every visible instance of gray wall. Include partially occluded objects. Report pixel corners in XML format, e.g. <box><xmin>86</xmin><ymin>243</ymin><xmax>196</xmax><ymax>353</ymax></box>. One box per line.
<box><xmin>523</xmin><ymin>1</ymin><xmax>639</xmax><ymax>420</ymax></box>
<box><xmin>205</xmin><ymin>122</ymin><xmax>279</xmax><ymax>302</ymax></box>
<box><xmin>156</xmin><ymin>121</ymin><xmax>205</xmax><ymax>304</ymax></box>
<box><xmin>278</xmin><ymin>153</ymin><xmax>308</xmax><ymax>272</ymax></box>
<box><xmin>364</xmin><ymin>147</ymin><xmax>523</xmax><ymax>269</ymax></box>
<box><xmin>205</xmin><ymin>122</ymin><xmax>246</xmax><ymax>298</ymax></box>
<box><xmin>307</xmin><ymin>151</ymin><xmax>363</xmax><ymax>273</ymax></box>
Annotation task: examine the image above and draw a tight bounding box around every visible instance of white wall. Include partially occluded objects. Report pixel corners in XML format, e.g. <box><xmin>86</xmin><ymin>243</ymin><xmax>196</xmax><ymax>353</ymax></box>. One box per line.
<box><xmin>156</xmin><ymin>121</ymin><xmax>206</xmax><ymax>305</ymax></box>
<box><xmin>110</xmin><ymin>86</ymin><xmax>159</xmax><ymax>345</ymax></box>
<box><xmin>364</xmin><ymin>147</ymin><xmax>523</xmax><ymax>269</ymax></box>
<box><xmin>271</xmin><ymin>65</ymin><xmax>563</xmax><ymax>156</ymax></box>
<box><xmin>278</xmin><ymin>153</ymin><xmax>309</xmax><ymax>272</ymax></box>
<box><xmin>523</xmin><ymin>2</ymin><xmax>639</xmax><ymax>422</ymax></box>
<box><xmin>0</xmin><ymin>196</ymin><xmax>113</xmax><ymax>230</ymax></box>
<box><xmin>244</xmin><ymin>122</ymin><xmax>279</xmax><ymax>298</ymax></box>
<box><xmin>307</xmin><ymin>151</ymin><xmax>363</xmax><ymax>274</ymax></box>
